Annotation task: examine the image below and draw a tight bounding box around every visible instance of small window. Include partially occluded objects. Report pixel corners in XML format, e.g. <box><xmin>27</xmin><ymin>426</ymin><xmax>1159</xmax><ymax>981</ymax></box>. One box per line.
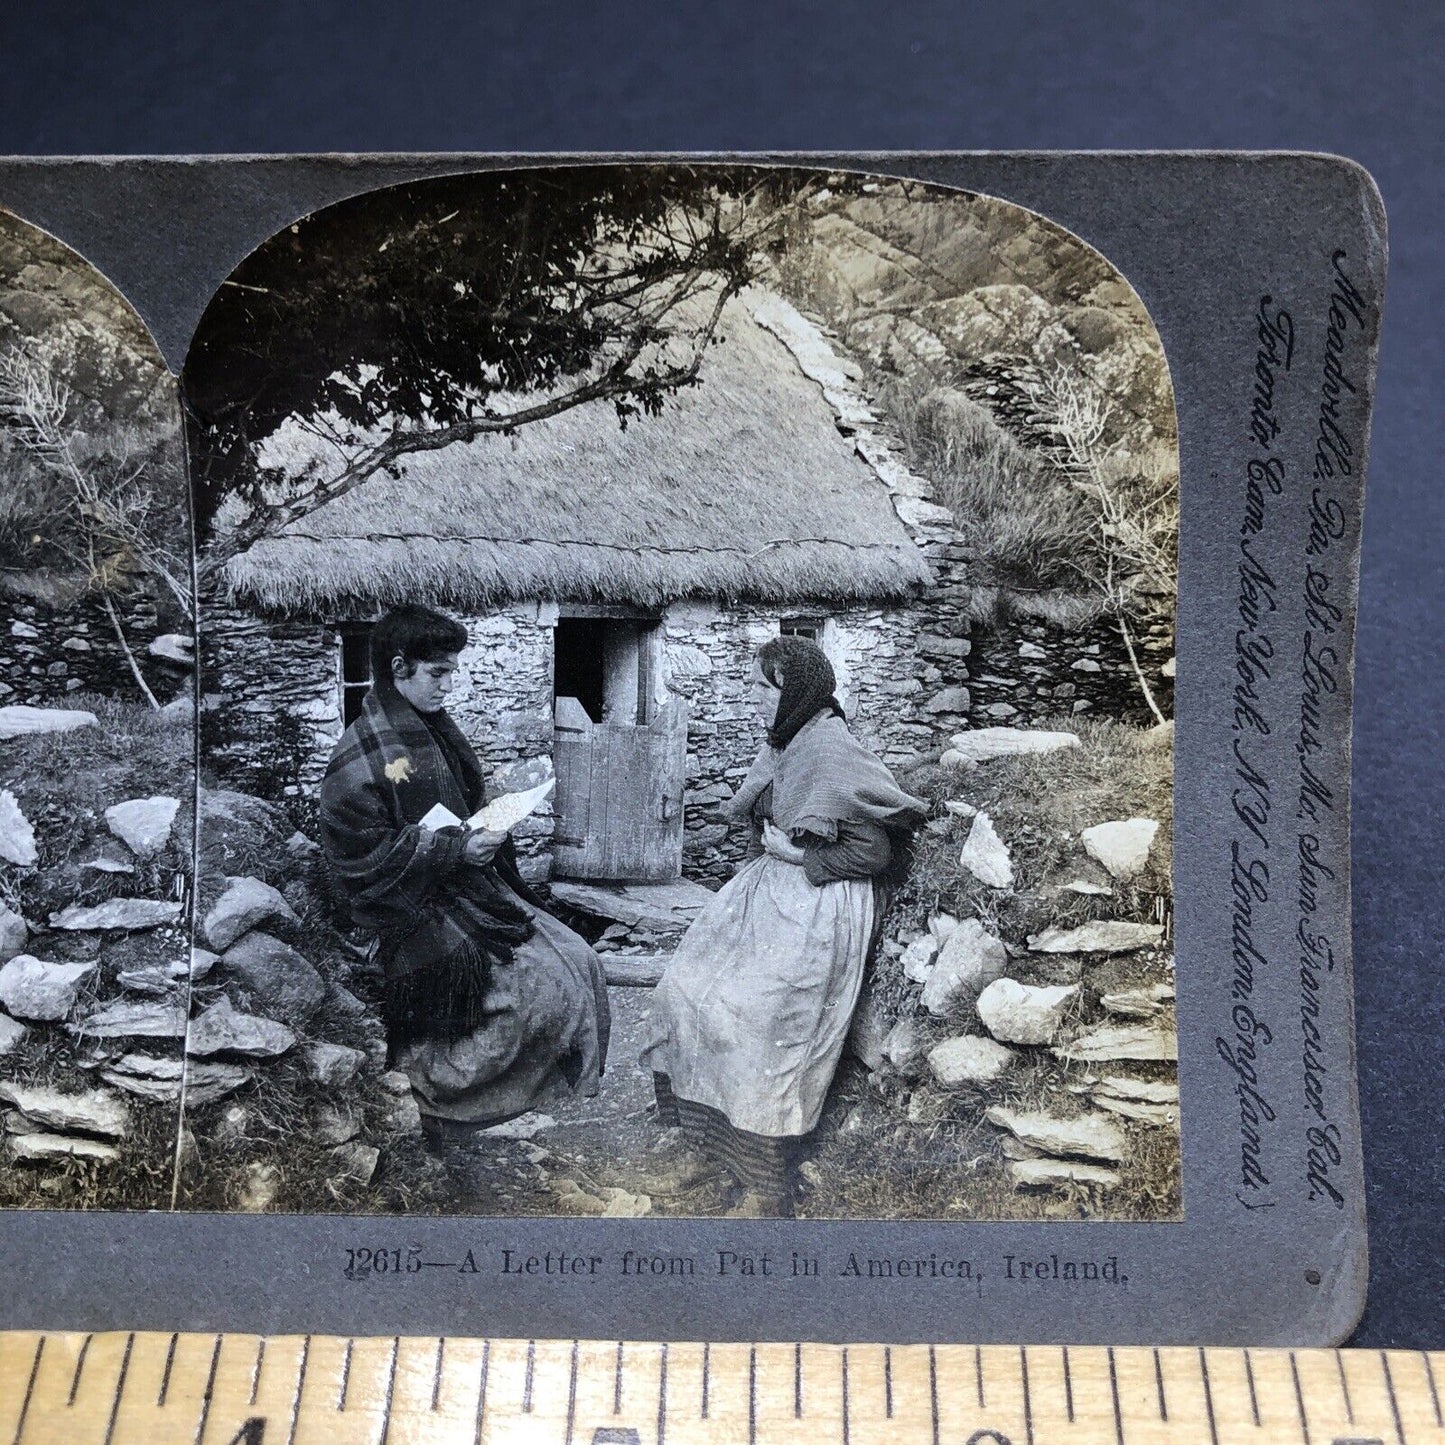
<box><xmin>780</xmin><ymin>615</ymin><xmax>825</xmax><ymax>643</ymax></box>
<box><xmin>338</xmin><ymin>622</ymin><xmax>373</xmax><ymax>726</ymax></box>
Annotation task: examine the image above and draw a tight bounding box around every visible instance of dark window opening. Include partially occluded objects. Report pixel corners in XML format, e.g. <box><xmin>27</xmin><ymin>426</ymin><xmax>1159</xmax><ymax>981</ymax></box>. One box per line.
<box><xmin>780</xmin><ymin>615</ymin><xmax>825</xmax><ymax>643</ymax></box>
<box><xmin>553</xmin><ymin>614</ymin><xmax>657</xmax><ymax>726</ymax></box>
<box><xmin>338</xmin><ymin>622</ymin><xmax>373</xmax><ymax>726</ymax></box>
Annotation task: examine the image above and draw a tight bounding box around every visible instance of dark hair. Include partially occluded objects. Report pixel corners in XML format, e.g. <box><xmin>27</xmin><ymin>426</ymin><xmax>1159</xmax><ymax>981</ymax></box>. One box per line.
<box><xmin>369</xmin><ymin>604</ymin><xmax>467</xmax><ymax>694</ymax></box>
<box><xmin>756</xmin><ymin>634</ymin><xmax>843</xmax><ymax>749</ymax></box>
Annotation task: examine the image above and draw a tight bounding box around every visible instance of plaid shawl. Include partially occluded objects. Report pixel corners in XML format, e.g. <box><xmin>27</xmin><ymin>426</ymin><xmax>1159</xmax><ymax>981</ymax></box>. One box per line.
<box><xmin>725</xmin><ymin>710</ymin><xmax>927</xmax><ymax>844</ymax></box>
<box><xmin>319</xmin><ymin>688</ymin><xmax>544</xmax><ymax>1053</ymax></box>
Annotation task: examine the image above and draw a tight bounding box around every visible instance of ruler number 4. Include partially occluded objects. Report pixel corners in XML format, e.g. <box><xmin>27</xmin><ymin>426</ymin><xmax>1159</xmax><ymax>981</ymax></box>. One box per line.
<box><xmin>222</xmin><ymin>1422</ymin><xmax>268</xmax><ymax>1445</ymax></box>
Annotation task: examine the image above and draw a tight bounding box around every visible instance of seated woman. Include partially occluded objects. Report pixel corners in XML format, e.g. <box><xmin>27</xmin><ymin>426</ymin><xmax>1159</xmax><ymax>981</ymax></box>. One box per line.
<box><xmin>640</xmin><ymin>635</ymin><xmax>925</xmax><ymax>1214</ymax></box>
<box><xmin>319</xmin><ymin>604</ymin><xmax>609</xmax><ymax>1140</ymax></box>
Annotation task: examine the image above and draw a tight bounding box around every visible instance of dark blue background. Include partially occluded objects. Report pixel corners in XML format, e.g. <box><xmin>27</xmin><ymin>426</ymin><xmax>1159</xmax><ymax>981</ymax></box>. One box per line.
<box><xmin>0</xmin><ymin>0</ymin><xmax>1438</xmax><ymax>1346</ymax></box>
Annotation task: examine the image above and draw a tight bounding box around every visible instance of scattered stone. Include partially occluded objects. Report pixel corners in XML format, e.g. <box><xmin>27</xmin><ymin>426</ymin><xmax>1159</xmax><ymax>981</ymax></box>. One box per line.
<box><xmin>104</xmin><ymin>796</ymin><xmax>180</xmax><ymax>858</ymax></box>
<box><xmin>481</xmin><ymin>1112</ymin><xmax>556</xmax><ymax>1140</ymax></box>
<box><xmin>189</xmin><ymin>947</ymin><xmax>218</xmax><ymax>981</ymax></box>
<box><xmin>315</xmin><ymin>1102</ymin><xmax>361</xmax><ymax>1146</ymax></box>
<box><xmin>976</xmin><ymin>979</ymin><xmax>1078</xmax><ymax>1045</ymax></box>
<box><xmin>1096</xmin><ymin>1077</ymin><xmax>1179</xmax><ymax>1104</ymax></box>
<box><xmin>900</xmin><ymin>934</ymin><xmax>939</xmax><ymax>983</ymax></box>
<box><xmin>8</xmin><ymin>1132</ymin><xmax>119</xmax><ymax>1164</ymax></box>
<box><xmin>1081</xmin><ymin>818</ymin><xmax>1160</xmax><ymax>881</ymax></box>
<box><xmin>0</xmin><ymin>705</ymin><xmax>98</xmax><ymax>741</ymax></box>
<box><xmin>943</xmin><ymin>800</ymin><xmax>978</xmax><ymax>819</ymax></box>
<box><xmin>238</xmin><ymin>1161</ymin><xmax>281</xmax><ymax>1212</ymax></box>
<box><xmin>326</xmin><ymin>982</ymin><xmax>368</xmax><ymax>1018</ymax></box>
<box><xmin>1093</xmin><ymin>1095</ymin><xmax>1177</xmax><ymax>1126</ymax></box>
<box><xmin>945</xmin><ymin>727</ymin><xmax>1080</xmax><ymax>765</ymax></box>
<box><xmin>1054</xmin><ymin>1023</ymin><xmax>1178</xmax><ymax>1063</ymax></box>
<box><xmin>82</xmin><ymin>855</ymin><xmax>134</xmax><ymax>875</ymax></box>
<box><xmin>1027</xmin><ymin>920</ymin><xmax>1164</xmax><ymax>954</ymax></box>
<box><xmin>73</xmin><ymin>998</ymin><xmax>187</xmax><ymax>1039</ymax></box>
<box><xmin>553</xmin><ymin>1177</ymin><xmax>607</xmax><ymax>1213</ymax></box>
<box><xmin>928</xmin><ymin>912</ymin><xmax>962</xmax><ymax>944</ymax></box>
<box><xmin>882</xmin><ymin>1017</ymin><xmax>925</xmax><ymax>1075</ymax></box>
<box><xmin>921</xmin><ymin>919</ymin><xmax>1008</xmax><ymax>1015</ymax></box>
<box><xmin>187</xmin><ymin>997</ymin><xmax>297</xmax><ymax>1059</ymax></box>
<box><xmin>1071</xmin><ymin>658</ymin><xmax>1102</xmax><ymax>673</ymax></box>
<box><xmin>1018</xmin><ymin>642</ymin><xmax>1048</xmax><ymax>660</ymax></box>
<box><xmin>304</xmin><ymin>1041</ymin><xmax>366</xmax><ymax>1089</ymax></box>
<box><xmin>220</xmin><ymin>931</ymin><xmax>325</xmax><ymax>1024</ymax></box>
<box><xmin>0</xmin><ymin>1015</ymin><xmax>29</xmax><ymax>1054</ymax></box>
<box><xmin>215</xmin><ymin>1104</ymin><xmax>251</xmax><ymax>1143</ymax></box>
<box><xmin>382</xmin><ymin>1090</ymin><xmax>422</xmax><ymax>1136</ymax></box>
<box><xmin>115</xmin><ymin>966</ymin><xmax>178</xmax><ymax>996</ymax></box>
<box><xmin>378</xmin><ymin>1070</ymin><xmax>412</xmax><ymax>1096</ymax></box>
<box><xmin>204</xmin><ymin>876</ymin><xmax>301</xmax><ymax>951</ymax></box>
<box><xmin>99</xmin><ymin>1056</ymin><xmax>251</xmax><ymax>1108</ymax></box>
<box><xmin>0</xmin><ymin>791</ymin><xmax>38</xmax><ymax>867</ymax></box>
<box><xmin>601</xmin><ymin>1186</ymin><xmax>652</xmax><ymax>1217</ymax></box>
<box><xmin>602</xmin><ymin>955</ymin><xmax>667</xmax><ymax>987</ymax></box>
<box><xmin>959</xmin><ymin>811</ymin><xmax>1014</xmax><ymax>890</ymax></box>
<box><xmin>1058</xmin><ymin>880</ymin><xmax>1112</xmax><ymax>897</ymax></box>
<box><xmin>0</xmin><ymin>1080</ymin><xmax>129</xmax><ymax>1138</ymax></box>
<box><xmin>329</xmin><ymin>1141</ymin><xmax>381</xmax><ymax>1187</ymax></box>
<box><xmin>1100</xmin><ymin>984</ymin><xmax>1175</xmax><ymax>1019</ymax></box>
<box><xmin>0</xmin><ymin>955</ymin><xmax>95</xmax><ymax>1021</ymax></box>
<box><xmin>0</xmin><ymin>904</ymin><xmax>28</xmax><ymax>965</ymax></box>
<box><xmin>928</xmin><ymin>1034</ymin><xmax>1017</xmax><ymax>1086</ymax></box>
<box><xmin>1010</xmin><ymin>1158</ymin><xmax>1119</xmax><ymax>1190</ymax></box>
<box><xmin>149</xmin><ymin>634</ymin><xmax>195</xmax><ymax>666</ymax></box>
<box><xmin>1162</xmin><ymin>656</ymin><xmax>1176</xmax><ymax>679</ymax></box>
<box><xmin>285</xmin><ymin>830</ymin><xmax>320</xmax><ymax>858</ymax></box>
<box><xmin>49</xmin><ymin>898</ymin><xmax>182</xmax><ymax>931</ymax></box>
<box><xmin>984</xmin><ymin>1105</ymin><xmax>1126</xmax><ymax>1163</ymax></box>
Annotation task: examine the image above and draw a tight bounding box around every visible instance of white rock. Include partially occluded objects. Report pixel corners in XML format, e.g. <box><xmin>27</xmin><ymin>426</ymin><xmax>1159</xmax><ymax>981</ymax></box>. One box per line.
<box><xmin>329</xmin><ymin>1142</ymin><xmax>380</xmax><ymax>1186</ymax></box>
<box><xmin>7</xmin><ymin>1132</ymin><xmax>119</xmax><ymax>1164</ymax></box>
<box><xmin>189</xmin><ymin>948</ymin><xmax>219</xmax><ymax>981</ymax></box>
<box><xmin>1093</xmin><ymin>1095</ymin><xmax>1177</xmax><ymax>1126</ymax></box>
<box><xmin>1054</xmin><ymin>1023</ymin><xmax>1178</xmax><ymax>1063</ymax></box>
<box><xmin>1071</xmin><ymin>657</ymin><xmax>1102</xmax><ymax>673</ymax></box>
<box><xmin>82</xmin><ymin>856</ymin><xmax>134</xmax><ymax>875</ymax></box>
<box><xmin>148</xmin><ymin>633</ymin><xmax>195</xmax><ymax>665</ymax></box>
<box><xmin>0</xmin><ymin>955</ymin><xmax>95</xmax><ymax>1021</ymax></box>
<box><xmin>920</xmin><ymin>919</ymin><xmax>1008</xmax><ymax>1016</ymax></box>
<box><xmin>187</xmin><ymin>997</ymin><xmax>296</xmax><ymax>1059</ymax></box>
<box><xmin>1058</xmin><ymin>880</ymin><xmax>1113</xmax><ymax>897</ymax></box>
<box><xmin>99</xmin><ymin>1055</ymin><xmax>251</xmax><ymax>1108</ymax></box>
<box><xmin>1100</xmin><ymin>984</ymin><xmax>1175</xmax><ymax>1019</ymax></box>
<box><xmin>900</xmin><ymin>934</ymin><xmax>939</xmax><ymax>983</ymax></box>
<box><xmin>304</xmin><ymin>1041</ymin><xmax>366</xmax><ymax>1088</ymax></box>
<box><xmin>0</xmin><ymin>791</ymin><xmax>38</xmax><ymax>867</ymax></box>
<box><xmin>72</xmin><ymin>998</ymin><xmax>187</xmax><ymax>1039</ymax></box>
<box><xmin>882</xmin><ymin>1017</ymin><xmax>925</xmax><ymax>1075</ymax></box>
<box><xmin>105</xmin><ymin>796</ymin><xmax>180</xmax><ymax>857</ymax></box>
<box><xmin>1162</xmin><ymin>656</ymin><xmax>1176</xmax><ymax>678</ymax></box>
<box><xmin>1081</xmin><ymin>818</ymin><xmax>1160</xmax><ymax>881</ymax></box>
<box><xmin>927</xmin><ymin>912</ymin><xmax>962</xmax><ymax>944</ymax></box>
<box><xmin>1010</xmin><ymin>1158</ymin><xmax>1119</xmax><ymax>1190</ymax></box>
<box><xmin>0</xmin><ymin>706</ymin><xmax>98</xmax><ymax>741</ymax></box>
<box><xmin>315</xmin><ymin>1102</ymin><xmax>361</xmax><ymax>1146</ymax></box>
<box><xmin>943</xmin><ymin>800</ymin><xmax>978</xmax><ymax>818</ymax></box>
<box><xmin>116</xmin><ymin>966</ymin><xmax>175</xmax><ymax>996</ymax></box>
<box><xmin>976</xmin><ymin>979</ymin><xmax>1078</xmax><ymax>1045</ymax></box>
<box><xmin>49</xmin><ymin>898</ymin><xmax>182</xmax><ymax>931</ymax></box>
<box><xmin>0</xmin><ymin>1014</ymin><xmax>29</xmax><ymax>1054</ymax></box>
<box><xmin>383</xmin><ymin>1090</ymin><xmax>422</xmax><ymax>1136</ymax></box>
<box><xmin>481</xmin><ymin>1112</ymin><xmax>557</xmax><ymax>1140</ymax></box>
<box><xmin>1018</xmin><ymin>642</ymin><xmax>1048</xmax><ymax>660</ymax></box>
<box><xmin>959</xmin><ymin>811</ymin><xmax>1014</xmax><ymax>889</ymax></box>
<box><xmin>1096</xmin><ymin>1077</ymin><xmax>1179</xmax><ymax>1104</ymax></box>
<box><xmin>0</xmin><ymin>904</ymin><xmax>28</xmax><ymax>964</ymax></box>
<box><xmin>984</xmin><ymin>1105</ymin><xmax>1125</xmax><ymax>1163</ymax></box>
<box><xmin>239</xmin><ymin>1161</ymin><xmax>281</xmax><ymax>1211</ymax></box>
<box><xmin>1027</xmin><ymin>920</ymin><xmax>1164</xmax><ymax>954</ymax></box>
<box><xmin>0</xmin><ymin>1080</ymin><xmax>130</xmax><ymax>1137</ymax></box>
<box><xmin>928</xmin><ymin>1034</ymin><xmax>1017</xmax><ymax>1086</ymax></box>
<box><xmin>204</xmin><ymin>876</ymin><xmax>300</xmax><ymax>951</ymax></box>
<box><xmin>9</xmin><ymin>621</ymin><xmax>38</xmax><ymax>639</ymax></box>
<box><xmin>946</xmin><ymin>727</ymin><xmax>1080</xmax><ymax>765</ymax></box>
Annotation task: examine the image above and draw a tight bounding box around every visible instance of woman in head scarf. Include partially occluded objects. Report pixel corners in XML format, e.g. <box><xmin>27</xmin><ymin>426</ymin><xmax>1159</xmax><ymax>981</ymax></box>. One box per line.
<box><xmin>319</xmin><ymin>604</ymin><xmax>609</xmax><ymax>1142</ymax></box>
<box><xmin>641</xmin><ymin>634</ymin><xmax>926</xmax><ymax>1215</ymax></box>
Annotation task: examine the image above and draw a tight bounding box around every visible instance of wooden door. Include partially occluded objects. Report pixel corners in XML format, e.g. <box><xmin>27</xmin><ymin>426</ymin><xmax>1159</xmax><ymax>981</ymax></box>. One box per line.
<box><xmin>552</xmin><ymin>697</ymin><xmax>689</xmax><ymax>880</ymax></box>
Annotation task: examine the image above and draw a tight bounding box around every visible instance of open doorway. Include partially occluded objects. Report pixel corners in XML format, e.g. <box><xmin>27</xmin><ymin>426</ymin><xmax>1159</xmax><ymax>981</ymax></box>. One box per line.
<box><xmin>552</xmin><ymin>611</ymin><xmax>658</xmax><ymax>724</ymax></box>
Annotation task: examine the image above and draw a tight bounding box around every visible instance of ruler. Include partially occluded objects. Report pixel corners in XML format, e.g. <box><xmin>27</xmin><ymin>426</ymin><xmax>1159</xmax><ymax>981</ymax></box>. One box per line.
<box><xmin>0</xmin><ymin>1333</ymin><xmax>1441</xmax><ymax>1445</ymax></box>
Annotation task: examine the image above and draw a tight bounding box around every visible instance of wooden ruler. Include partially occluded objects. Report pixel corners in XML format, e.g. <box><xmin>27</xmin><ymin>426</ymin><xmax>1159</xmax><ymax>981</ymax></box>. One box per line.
<box><xmin>1</xmin><ymin>1333</ymin><xmax>1441</xmax><ymax>1445</ymax></box>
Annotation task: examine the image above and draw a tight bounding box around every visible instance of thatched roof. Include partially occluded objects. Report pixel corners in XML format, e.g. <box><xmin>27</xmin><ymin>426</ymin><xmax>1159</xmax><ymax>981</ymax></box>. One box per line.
<box><xmin>223</xmin><ymin>293</ymin><xmax>930</xmax><ymax>615</ymax></box>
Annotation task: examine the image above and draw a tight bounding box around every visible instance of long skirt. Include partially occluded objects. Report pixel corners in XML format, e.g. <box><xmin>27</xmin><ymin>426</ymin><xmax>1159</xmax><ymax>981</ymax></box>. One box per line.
<box><xmin>396</xmin><ymin>886</ymin><xmax>611</xmax><ymax>1127</ymax></box>
<box><xmin>640</xmin><ymin>854</ymin><xmax>875</xmax><ymax>1182</ymax></box>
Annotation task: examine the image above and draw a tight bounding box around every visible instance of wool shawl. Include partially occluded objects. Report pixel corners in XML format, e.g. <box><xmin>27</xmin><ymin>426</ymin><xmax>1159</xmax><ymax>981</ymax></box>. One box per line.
<box><xmin>724</xmin><ymin>710</ymin><xmax>928</xmax><ymax>844</ymax></box>
<box><xmin>319</xmin><ymin>688</ymin><xmax>543</xmax><ymax>1052</ymax></box>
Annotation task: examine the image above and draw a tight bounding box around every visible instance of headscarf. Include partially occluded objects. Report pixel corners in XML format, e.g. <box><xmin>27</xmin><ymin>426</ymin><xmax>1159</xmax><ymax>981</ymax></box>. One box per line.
<box><xmin>759</xmin><ymin>635</ymin><xmax>844</xmax><ymax>750</ymax></box>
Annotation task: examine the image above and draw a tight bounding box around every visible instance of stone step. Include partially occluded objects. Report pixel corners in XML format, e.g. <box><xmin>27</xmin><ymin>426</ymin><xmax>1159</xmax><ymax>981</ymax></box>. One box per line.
<box><xmin>548</xmin><ymin>878</ymin><xmax>715</xmax><ymax>933</ymax></box>
<box><xmin>602</xmin><ymin>955</ymin><xmax>668</xmax><ymax>988</ymax></box>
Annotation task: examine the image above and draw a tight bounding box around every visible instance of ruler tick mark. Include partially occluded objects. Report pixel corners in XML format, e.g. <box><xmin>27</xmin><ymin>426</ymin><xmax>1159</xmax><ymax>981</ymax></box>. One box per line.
<box><xmin>523</xmin><ymin>1340</ymin><xmax>535</xmax><ymax>1413</ymax></box>
<box><xmin>11</xmin><ymin>1335</ymin><xmax>44</xmax><ymax>1445</ymax></box>
<box><xmin>1107</xmin><ymin>1347</ymin><xmax>1124</xmax><ymax>1445</ymax></box>
<box><xmin>1152</xmin><ymin>1346</ymin><xmax>1167</xmax><ymax>1421</ymax></box>
<box><xmin>841</xmin><ymin>1348</ymin><xmax>851</xmax><ymax>1445</ymax></box>
<box><xmin>1244</xmin><ymin>1347</ymin><xmax>1259</xmax><ymax>1425</ymax></box>
<box><xmin>378</xmin><ymin>1337</ymin><xmax>399</xmax><ymax>1445</ymax></box>
<box><xmin>656</xmin><ymin>1341</ymin><xmax>668</xmax><ymax>1445</ymax></box>
<box><xmin>564</xmin><ymin>1340</ymin><xmax>578</xmax><ymax>1445</ymax></box>
<box><xmin>158</xmin><ymin>1332</ymin><xmax>178</xmax><ymax>1408</ymax></box>
<box><xmin>1381</xmin><ymin>1352</ymin><xmax>1405</xmax><ymax>1445</ymax></box>
<box><xmin>101</xmin><ymin>1333</ymin><xmax>135</xmax><ymax>1445</ymax></box>
<box><xmin>1424</xmin><ymin>1352</ymin><xmax>1442</xmax><ymax>1426</ymax></box>
<box><xmin>1198</xmin><ymin>1348</ymin><xmax>1219</xmax><ymax>1445</ymax></box>
<box><xmin>1290</xmin><ymin>1351</ymin><xmax>1311</xmax><ymax>1445</ymax></box>
<box><xmin>701</xmin><ymin>1341</ymin><xmax>709</xmax><ymax>1419</ymax></box>
<box><xmin>749</xmin><ymin>1345</ymin><xmax>757</xmax><ymax>1444</ymax></box>
<box><xmin>431</xmin><ymin>1338</ymin><xmax>444</xmax><ymax>1412</ymax></box>
<box><xmin>250</xmin><ymin>1339</ymin><xmax>266</xmax><ymax>1408</ymax></box>
<box><xmin>929</xmin><ymin>1345</ymin><xmax>939</xmax><ymax>1445</ymax></box>
<box><xmin>67</xmin><ymin>1334</ymin><xmax>93</xmax><ymax>1406</ymax></box>
<box><xmin>1063</xmin><ymin>1346</ymin><xmax>1075</xmax><ymax>1423</ymax></box>
<box><xmin>884</xmin><ymin>1346</ymin><xmax>893</xmax><ymax>1419</ymax></box>
<box><xmin>1020</xmin><ymin>1346</ymin><xmax>1034</xmax><ymax>1445</ymax></box>
<box><xmin>337</xmin><ymin>1339</ymin><xmax>353</xmax><ymax>1411</ymax></box>
<box><xmin>975</xmin><ymin>1344</ymin><xmax>985</xmax><ymax>1408</ymax></box>
<box><xmin>795</xmin><ymin>1341</ymin><xmax>803</xmax><ymax>1417</ymax></box>
<box><xmin>284</xmin><ymin>1336</ymin><xmax>310</xmax><ymax>1445</ymax></box>
<box><xmin>614</xmin><ymin>1340</ymin><xmax>624</xmax><ymax>1415</ymax></box>
<box><xmin>192</xmin><ymin>1335</ymin><xmax>222</xmax><ymax>1445</ymax></box>
<box><xmin>470</xmin><ymin>1338</ymin><xmax>490</xmax><ymax>1445</ymax></box>
<box><xmin>1336</xmin><ymin>1349</ymin><xmax>1354</xmax><ymax>1423</ymax></box>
